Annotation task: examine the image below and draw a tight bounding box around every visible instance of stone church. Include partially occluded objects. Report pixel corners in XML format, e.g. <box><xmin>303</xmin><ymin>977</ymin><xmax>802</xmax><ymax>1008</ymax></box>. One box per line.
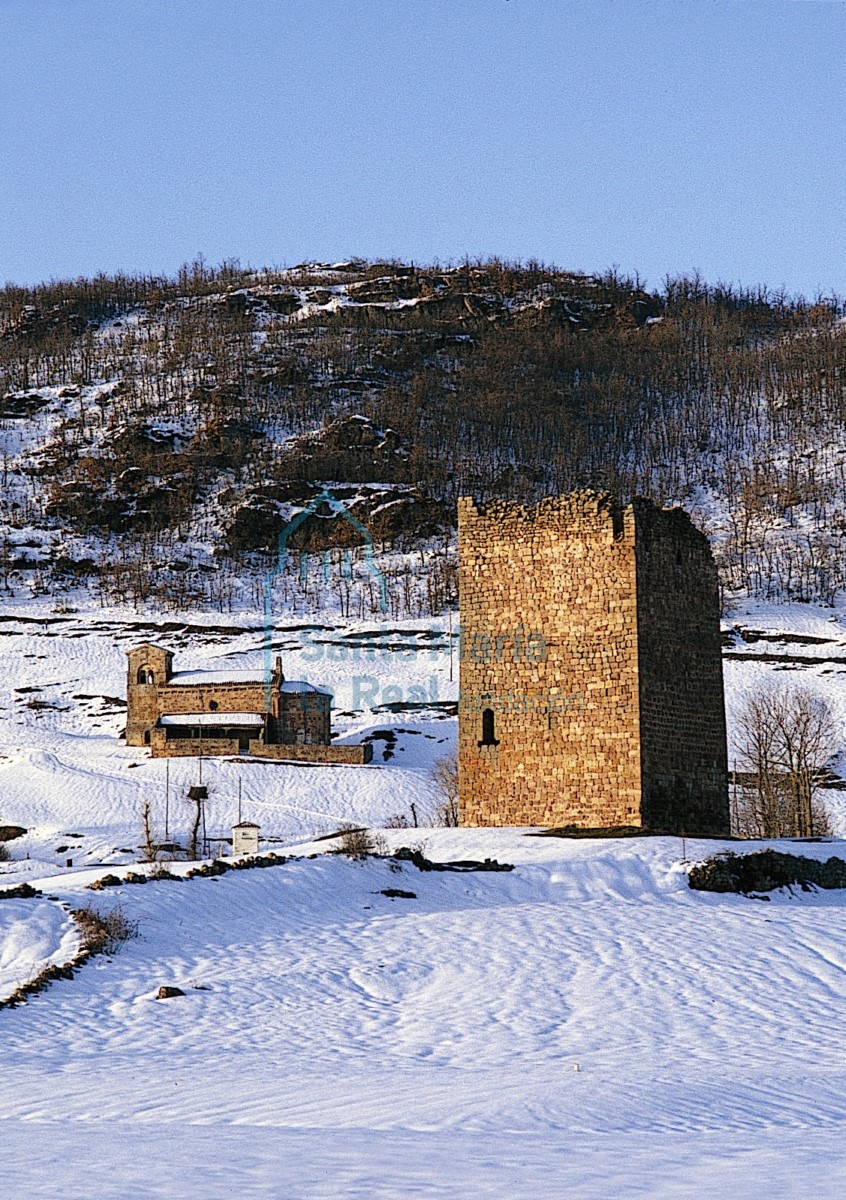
<box><xmin>457</xmin><ymin>492</ymin><xmax>729</xmax><ymax>834</ymax></box>
<box><xmin>125</xmin><ymin>644</ymin><xmax>371</xmax><ymax>764</ymax></box>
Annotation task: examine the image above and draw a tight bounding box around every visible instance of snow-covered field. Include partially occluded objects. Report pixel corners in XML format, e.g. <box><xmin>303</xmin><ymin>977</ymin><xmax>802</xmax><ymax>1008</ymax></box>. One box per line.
<box><xmin>3</xmin><ymin>596</ymin><xmax>846</xmax><ymax>1197</ymax></box>
<box><xmin>4</xmin><ymin>833</ymin><xmax>846</xmax><ymax>1198</ymax></box>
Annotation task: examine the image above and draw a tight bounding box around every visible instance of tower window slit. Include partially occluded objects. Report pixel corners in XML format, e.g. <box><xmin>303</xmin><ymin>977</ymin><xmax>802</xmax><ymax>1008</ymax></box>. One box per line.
<box><xmin>479</xmin><ymin>707</ymin><xmax>499</xmax><ymax>747</ymax></box>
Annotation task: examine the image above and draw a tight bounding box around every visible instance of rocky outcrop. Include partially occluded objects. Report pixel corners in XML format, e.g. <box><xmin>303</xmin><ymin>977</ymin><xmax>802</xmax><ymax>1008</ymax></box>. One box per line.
<box><xmin>226</xmin><ymin>480</ymin><xmax>449</xmax><ymax>554</ymax></box>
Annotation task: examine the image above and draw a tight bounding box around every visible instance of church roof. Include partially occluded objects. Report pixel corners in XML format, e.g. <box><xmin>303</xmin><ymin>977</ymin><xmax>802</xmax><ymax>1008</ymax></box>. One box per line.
<box><xmin>168</xmin><ymin>669</ymin><xmax>269</xmax><ymax>686</ymax></box>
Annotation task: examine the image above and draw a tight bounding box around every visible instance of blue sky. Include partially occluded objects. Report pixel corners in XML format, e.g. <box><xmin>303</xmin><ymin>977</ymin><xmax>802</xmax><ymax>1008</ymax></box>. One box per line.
<box><xmin>0</xmin><ymin>0</ymin><xmax>843</xmax><ymax>296</ymax></box>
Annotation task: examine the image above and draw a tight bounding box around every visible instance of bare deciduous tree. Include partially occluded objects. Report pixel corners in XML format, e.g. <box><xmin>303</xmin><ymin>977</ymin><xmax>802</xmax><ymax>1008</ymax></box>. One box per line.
<box><xmin>186</xmin><ymin>785</ymin><xmax>208</xmax><ymax>860</ymax></box>
<box><xmin>139</xmin><ymin>795</ymin><xmax>159</xmax><ymax>862</ymax></box>
<box><xmin>431</xmin><ymin>752</ymin><xmax>459</xmax><ymax>827</ymax></box>
<box><xmin>4</xmin><ymin>259</ymin><xmax>846</xmax><ymax>616</ymax></box>
<box><xmin>733</xmin><ymin>686</ymin><xmax>836</xmax><ymax>838</ymax></box>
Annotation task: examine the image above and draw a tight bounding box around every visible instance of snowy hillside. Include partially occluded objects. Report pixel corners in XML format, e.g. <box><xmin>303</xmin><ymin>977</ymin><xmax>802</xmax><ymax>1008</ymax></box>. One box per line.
<box><xmin>4</xmin><ymin>259</ymin><xmax>846</xmax><ymax>615</ymax></box>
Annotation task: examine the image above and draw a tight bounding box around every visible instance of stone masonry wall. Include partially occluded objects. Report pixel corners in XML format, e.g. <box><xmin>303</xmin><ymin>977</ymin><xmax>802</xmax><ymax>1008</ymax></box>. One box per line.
<box><xmin>126</xmin><ymin>682</ymin><xmax>160</xmax><ymax>745</ymax></box>
<box><xmin>155</xmin><ymin>682</ymin><xmax>269</xmax><ymax>716</ymax></box>
<box><xmin>457</xmin><ymin>492</ymin><xmax>729</xmax><ymax>833</ymax></box>
<box><xmin>457</xmin><ymin>493</ymin><xmax>643</xmax><ymax>828</ymax></box>
<box><xmin>149</xmin><ymin>734</ymin><xmax>371</xmax><ymax>763</ymax></box>
<box><xmin>150</xmin><ymin>732</ymin><xmax>240</xmax><ymax>758</ymax></box>
<box><xmin>278</xmin><ymin>693</ymin><xmax>331</xmax><ymax>744</ymax></box>
<box><xmin>248</xmin><ymin>741</ymin><xmax>373</xmax><ymax>764</ymax></box>
<box><xmin>632</xmin><ymin>501</ymin><xmax>729</xmax><ymax>834</ymax></box>
<box><xmin>128</xmin><ymin>680</ymin><xmax>272</xmax><ymax>747</ymax></box>
<box><xmin>127</xmin><ymin>676</ymin><xmax>329</xmax><ymax>748</ymax></box>
<box><xmin>127</xmin><ymin>645</ymin><xmax>360</xmax><ymax>761</ymax></box>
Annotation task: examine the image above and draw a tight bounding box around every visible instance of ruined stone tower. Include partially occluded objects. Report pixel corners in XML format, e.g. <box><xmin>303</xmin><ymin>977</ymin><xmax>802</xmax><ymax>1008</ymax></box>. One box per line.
<box><xmin>457</xmin><ymin>493</ymin><xmax>729</xmax><ymax>834</ymax></box>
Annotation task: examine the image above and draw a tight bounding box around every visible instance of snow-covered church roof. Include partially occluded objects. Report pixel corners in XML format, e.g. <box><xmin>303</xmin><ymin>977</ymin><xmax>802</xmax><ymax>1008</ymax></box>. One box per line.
<box><xmin>168</xmin><ymin>669</ymin><xmax>269</xmax><ymax>686</ymax></box>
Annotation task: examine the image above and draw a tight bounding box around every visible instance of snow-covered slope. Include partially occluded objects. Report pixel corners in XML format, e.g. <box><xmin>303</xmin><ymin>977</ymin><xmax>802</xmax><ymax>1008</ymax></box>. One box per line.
<box><xmin>0</xmin><ymin>897</ymin><xmax>80</xmax><ymax>999</ymax></box>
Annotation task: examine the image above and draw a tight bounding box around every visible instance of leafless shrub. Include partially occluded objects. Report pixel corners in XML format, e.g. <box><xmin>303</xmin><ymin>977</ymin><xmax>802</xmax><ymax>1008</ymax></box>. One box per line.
<box><xmin>149</xmin><ymin>860</ymin><xmax>180</xmax><ymax>878</ymax></box>
<box><xmin>0</xmin><ymin>843</ymin><xmax>9</xmax><ymax>863</ymax></box>
<box><xmin>385</xmin><ymin>804</ymin><xmax>420</xmax><ymax>828</ymax></box>
<box><xmin>335</xmin><ymin>824</ymin><xmax>388</xmax><ymax>859</ymax></box>
<box><xmin>72</xmin><ymin>904</ymin><xmax>138</xmax><ymax>955</ymax></box>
